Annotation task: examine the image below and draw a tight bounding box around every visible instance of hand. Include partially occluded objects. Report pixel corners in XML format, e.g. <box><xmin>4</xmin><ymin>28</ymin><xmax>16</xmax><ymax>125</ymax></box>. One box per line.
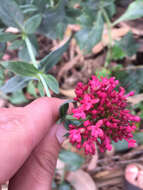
<box><xmin>0</xmin><ymin>97</ymin><xmax>66</xmax><ymax>190</ymax></box>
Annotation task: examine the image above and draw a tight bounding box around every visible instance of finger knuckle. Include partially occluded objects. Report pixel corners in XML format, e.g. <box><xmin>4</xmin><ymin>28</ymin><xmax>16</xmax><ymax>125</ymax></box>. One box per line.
<box><xmin>33</xmin><ymin>150</ymin><xmax>56</xmax><ymax>177</ymax></box>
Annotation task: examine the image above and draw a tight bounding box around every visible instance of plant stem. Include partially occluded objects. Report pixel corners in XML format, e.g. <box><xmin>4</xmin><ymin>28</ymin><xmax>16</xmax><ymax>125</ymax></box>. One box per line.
<box><xmin>39</xmin><ymin>74</ymin><xmax>51</xmax><ymax>97</ymax></box>
<box><xmin>25</xmin><ymin>37</ymin><xmax>51</xmax><ymax>97</ymax></box>
<box><xmin>25</xmin><ymin>37</ymin><xmax>37</xmax><ymax>68</ymax></box>
<box><xmin>102</xmin><ymin>8</ymin><xmax>113</xmax><ymax>68</ymax></box>
<box><xmin>50</xmin><ymin>0</ymin><xmax>54</xmax><ymax>7</ymax></box>
<box><xmin>60</xmin><ymin>166</ymin><xmax>67</xmax><ymax>184</ymax></box>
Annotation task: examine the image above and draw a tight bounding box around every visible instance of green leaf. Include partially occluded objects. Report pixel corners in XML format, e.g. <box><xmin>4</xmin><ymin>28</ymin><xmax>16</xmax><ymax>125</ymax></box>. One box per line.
<box><xmin>29</xmin><ymin>34</ymin><xmax>39</xmax><ymax>55</ymax></box>
<box><xmin>0</xmin><ymin>42</ymin><xmax>6</xmax><ymax>59</ymax></box>
<box><xmin>117</xmin><ymin>32</ymin><xmax>139</xmax><ymax>57</ymax></box>
<box><xmin>65</xmin><ymin>115</ymin><xmax>77</xmax><ymax>121</ymax></box>
<box><xmin>59</xmin><ymin>100</ymin><xmax>74</xmax><ymax>119</ymax></box>
<box><xmin>112</xmin><ymin>139</ymin><xmax>128</xmax><ymax>152</ymax></box>
<box><xmin>114</xmin><ymin>1</ymin><xmax>143</xmax><ymax>25</ymax></box>
<box><xmin>0</xmin><ymin>67</ymin><xmax>5</xmax><ymax>87</ymax></box>
<box><xmin>9</xmin><ymin>90</ymin><xmax>28</xmax><ymax>105</ymax></box>
<box><xmin>32</xmin><ymin>0</ymin><xmax>50</xmax><ymax>12</ymax></box>
<box><xmin>0</xmin><ymin>75</ymin><xmax>32</xmax><ymax>93</ymax></box>
<box><xmin>104</xmin><ymin>1</ymin><xmax>116</xmax><ymax>18</ymax></box>
<box><xmin>14</xmin><ymin>0</ymin><xmax>30</xmax><ymax>5</ymax></box>
<box><xmin>96</xmin><ymin>68</ymin><xmax>111</xmax><ymax>78</ymax></box>
<box><xmin>24</xmin><ymin>14</ymin><xmax>42</xmax><ymax>34</ymax></box>
<box><xmin>63</xmin><ymin>119</ymin><xmax>81</xmax><ymax>130</ymax></box>
<box><xmin>20</xmin><ymin>4</ymin><xmax>38</xmax><ymax>14</ymax></box>
<box><xmin>63</xmin><ymin>120</ymin><xmax>71</xmax><ymax>130</ymax></box>
<box><xmin>1</xmin><ymin>61</ymin><xmax>39</xmax><ymax>77</ymax></box>
<box><xmin>39</xmin><ymin>37</ymin><xmax>71</xmax><ymax>73</ymax></box>
<box><xmin>0</xmin><ymin>19</ymin><xmax>6</xmax><ymax>28</ymax></box>
<box><xmin>133</xmin><ymin>132</ymin><xmax>143</xmax><ymax>145</ymax></box>
<box><xmin>18</xmin><ymin>40</ymin><xmax>37</xmax><ymax>62</ymax></box>
<box><xmin>112</xmin><ymin>66</ymin><xmax>143</xmax><ymax>94</ymax></box>
<box><xmin>0</xmin><ymin>0</ymin><xmax>24</xmax><ymax>28</ymax></box>
<box><xmin>75</xmin><ymin>11</ymin><xmax>104</xmax><ymax>53</ymax></box>
<box><xmin>44</xmin><ymin>74</ymin><xmax>59</xmax><ymax>94</ymax></box>
<box><xmin>59</xmin><ymin>150</ymin><xmax>84</xmax><ymax>171</ymax></box>
<box><xmin>77</xmin><ymin>12</ymin><xmax>94</xmax><ymax>27</ymax></box>
<box><xmin>111</xmin><ymin>32</ymin><xmax>139</xmax><ymax>60</ymax></box>
<box><xmin>27</xmin><ymin>80</ymin><xmax>37</xmax><ymax>97</ymax></box>
<box><xmin>112</xmin><ymin>132</ymin><xmax>143</xmax><ymax>152</ymax></box>
<box><xmin>37</xmin><ymin>81</ymin><xmax>45</xmax><ymax>97</ymax></box>
<box><xmin>0</xmin><ymin>33</ymin><xmax>18</xmax><ymax>42</ymax></box>
<box><xmin>112</xmin><ymin>45</ymin><xmax>126</xmax><ymax>60</ymax></box>
<box><xmin>56</xmin><ymin>22</ymin><xmax>67</xmax><ymax>40</ymax></box>
<box><xmin>18</xmin><ymin>46</ymin><xmax>31</xmax><ymax>62</ymax></box>
<box><xmin>8</xmin><ymin>40</ymin><xmax>24</xmax><ymax>50</ymax></box>
<box><xmin>38</xmin><ymin>0</ymin><xmax>68</xmax><ymax>39</ymax></box>
<box><xmin>59</xmin><ymin>183</ymin><xmax>72</xmax><ymax>190</ymax></box>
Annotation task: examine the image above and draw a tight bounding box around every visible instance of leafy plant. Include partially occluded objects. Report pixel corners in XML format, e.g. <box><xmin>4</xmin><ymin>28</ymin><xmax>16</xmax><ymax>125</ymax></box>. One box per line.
<box><xmin>0</xmin><ymin>0</ymin><xmax>143</xmax><ymax>100</ymax></box>
<box><xmin>112</xmin><ymin>67</ymin><xmax>143</xmax><ymax>94</ymax></box>
<box><xmin>0</xmin><ymin>0</ymin><xmax>72</xmax><ymax>97</ymax></box>
<box><xmin>112</xmin><ymin>32</ymin><xmax>139</xmax><ymax>60</ymax></box>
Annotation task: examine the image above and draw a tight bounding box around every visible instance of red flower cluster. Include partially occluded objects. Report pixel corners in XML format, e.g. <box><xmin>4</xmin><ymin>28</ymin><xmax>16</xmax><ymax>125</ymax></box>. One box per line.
<box><xmin>69</xmin><ymin>76</ymin><xmax>140</xmax><ymax>155</ymax></box>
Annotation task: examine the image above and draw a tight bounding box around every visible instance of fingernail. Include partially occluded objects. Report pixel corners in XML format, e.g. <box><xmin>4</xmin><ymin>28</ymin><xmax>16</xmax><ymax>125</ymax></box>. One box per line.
<box><xmin>56</xmin><ymin>124</ymin><xmax>68</xmax><ymax>144</ymax></box>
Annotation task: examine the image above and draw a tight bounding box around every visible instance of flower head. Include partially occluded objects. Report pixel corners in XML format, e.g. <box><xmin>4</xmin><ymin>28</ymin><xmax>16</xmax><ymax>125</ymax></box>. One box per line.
<box><xmin>69</xmin><ymin>76</ymin><xmax>140</xmax><ymax>155</ymax></box>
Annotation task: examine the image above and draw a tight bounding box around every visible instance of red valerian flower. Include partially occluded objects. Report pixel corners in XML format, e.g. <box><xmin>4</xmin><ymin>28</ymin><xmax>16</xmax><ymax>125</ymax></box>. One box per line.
<box><xmin>69</xmin><ymin>76</ymin><xmax>140</xmax><ymax>155</ymax></box>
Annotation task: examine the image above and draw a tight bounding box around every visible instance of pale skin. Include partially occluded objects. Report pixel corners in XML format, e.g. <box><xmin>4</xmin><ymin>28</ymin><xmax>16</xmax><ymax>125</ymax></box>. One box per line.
<box><xmin>0</xmin><ymin>97</ymin><xmax>142</xmax><ymax>190</ymax></box>
<box><xmin>0</xmin><ymin>97</ymin><xmax>66</xmax><ymax>190</ymax></box>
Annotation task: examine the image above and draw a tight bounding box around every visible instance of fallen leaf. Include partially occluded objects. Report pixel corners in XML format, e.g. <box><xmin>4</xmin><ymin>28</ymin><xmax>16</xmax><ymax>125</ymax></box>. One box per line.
<box><xmin>60</xmin><ymin>89</ymin><xmax>75</xmax><ymax>98</ymax></box>
<box><xmin>66</xmin><ymin>169</ymin><xmax>97</xmax><ymax>190</ymax></box>
<box><xmin>92</xmin><ymin>26</ymin><xmax>130</xmax><ymax>54</ymax></box>
<box><xmin>127</xmin><ymin>93</ymin><xmax>143</xmax><ymax>105</ymax></box>
<box><xmin>87</xmin><ymin>144</ymin><xmax>98</xmax><ymax>171</ymax></box>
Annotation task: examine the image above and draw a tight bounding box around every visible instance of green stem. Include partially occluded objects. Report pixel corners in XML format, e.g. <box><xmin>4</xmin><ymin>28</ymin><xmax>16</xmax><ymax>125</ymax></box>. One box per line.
<box><xmin>60</xmin><ymin>166</ymin><xmax>67</xmax><ymax>184</ymax></box>
<box><xmin>25</xmin><ymin>37</ymin><xmax>37</xmax><ymax>68</ymax></box>
<box><xmin>38</xmin><ymin>74</ymin><xmax>51</xmax><ymax>97</ymax></box>
<box><xmin>102</xmin><ymin>8</ymin><xmax>113</xmax><ymax>68</ymax></box>
<box><xmin>50</xmin><ymin>0</ymin><xmax>54</xmax><ymax>7</ymax></box>
<box><xmin>25</xmin><ymin>37</ymin><xmax>51</xmax><ymax>97</ymax></box>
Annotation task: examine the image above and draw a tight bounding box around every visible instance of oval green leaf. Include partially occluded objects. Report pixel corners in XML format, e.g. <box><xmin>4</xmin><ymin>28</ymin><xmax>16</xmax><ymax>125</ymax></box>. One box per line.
<box><xmin>1</xmin><ymin>61</ymin><xmax>39</xmax><ymax>77</ymax></box>
<box><xmin>44</xmin><ymin>74</ymin><xmax>59</xmax><ymax>94</ymax></box>
<box><xmin>0</xmin><ymin>0</ymin><xmax>24</xmax><ymax>28</ymax></box>
<box><xmin>39</xmin><ymin>37</ymin><xmax>71</xmax><ymax>73</ymax></box>
<box><xmin>24</xmin><ymin>14</ymin><xmax>42</xmax><ymax>34</ymax></box>
<box><xmin>0</xmin><ymin>33</ymin><xmax>18</xmax><ymax>43</ymax></box>
<box><xmin>113</xmin><ymin>1</ymin><xmax>143</xmax><ymax>25</ymax></box>
<box><xmin>0</xmin><ymin>75</ymin><xmax>33</xmax><ymax>93</ymax></box>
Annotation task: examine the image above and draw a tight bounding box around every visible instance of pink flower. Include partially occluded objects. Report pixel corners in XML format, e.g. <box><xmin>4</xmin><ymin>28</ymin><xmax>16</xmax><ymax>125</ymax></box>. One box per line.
<box><xmin>96</xmin><ymin>120</ymin><xmax>103</xmax><ymax>128</ymax></box>
<box><xmin>69</xmin><ymin>129</ymin><xmax>81</xmax><ymax>144</ymax></box>
<box><xmin>72</xmin><ymin>107</ymin><xmax>86</xmax><ymax>119</ymax></box>
<box><xmin>90</xmin><ymin>126</ymin><xmax>103</xmax><ymax>138</ymax></box>
<box><xmin>68</xmin><ymin>76</ymin><xmax>140</xmax><ymax>155</ymax></box>
<box><xmin>84</xmin><ymin>120</ymin><xmax>91</xmax><ymax>127</ymax></box>
<box><xmin>127</xmin><ymin>139</ymin><xmax>137</xmax><ymax>148</ymax></box>
<box><xmin>83</xmin><ymin>140</ymin><xmax>95</xmax><ymax>155</ymax></box>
